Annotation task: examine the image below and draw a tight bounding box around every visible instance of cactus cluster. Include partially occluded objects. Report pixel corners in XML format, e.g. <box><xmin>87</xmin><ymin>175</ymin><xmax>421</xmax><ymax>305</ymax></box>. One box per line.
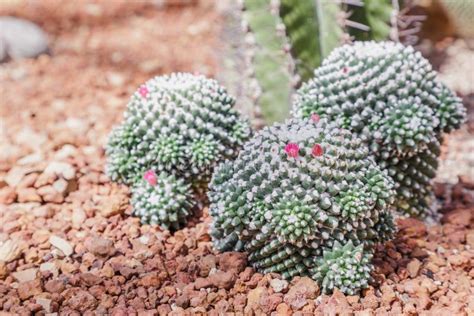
<box><xmin>106</xmin><ymin>73</ymin><xmax>251</xmax><ymax>229</ymax></box>
<box><xmin>293</xmin><ymin>41</ymin><xmax>465</xmax><ymax>216</ymax></box>
<box><xmin>209</xmin><ymin>117</ymin><xmax>396</xmax><ymax>294</ymax></box>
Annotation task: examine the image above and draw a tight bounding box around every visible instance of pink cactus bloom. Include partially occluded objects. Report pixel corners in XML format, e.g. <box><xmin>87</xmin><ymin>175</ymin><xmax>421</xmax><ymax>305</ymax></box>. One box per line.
<box><xmin>143</xmin><ymin>170</ymin><xmax>157</xmax><ymax>186</ymax></box>
<box><xmin>284</xmin><ymin>143</ymin><xmax>300</xmax><ymax>158</ymax></box>
<box><xmin>311</xmin><ymin>113</ymin><xmax>320</xmax><ymax>123</ymax></box>
<box><xmin>138</xmin><ymin>85</ymin><xmax>149</xmax><ymax>98</ymax></box>
<box><xmin>312</xmin><ymin>144</ymin><xmax>324</xmax><ymax>157</ymax></box>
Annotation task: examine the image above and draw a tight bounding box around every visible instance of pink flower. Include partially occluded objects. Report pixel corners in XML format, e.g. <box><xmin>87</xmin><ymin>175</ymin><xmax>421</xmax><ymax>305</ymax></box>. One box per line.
<box><xmin>138</xmin><ymin>85</ymin><xmax>149</xmax><ymax>98</ymax></box>
<box><xmin>312</xmin><ymin>144</ymin><xmax>324</xmax><ymax>157</ymax></box>
<box><xmin>342</xmin><ymin>66</ymin><xmax>349</xmax><ymax>74</ymax></box>
<box><xmin>284</xmin><ymin>143</ymin><xmax>300</xmax><ymax>158</ymax></box>
<box><xmin>143</xmin><ymin>170</ymin><xmax>157</xmax><ymax>186</ymax></box>
<box><xmin>311</xmin><ymin>113</ymin><xmax>320</xmax><ymax>123</ymax></box>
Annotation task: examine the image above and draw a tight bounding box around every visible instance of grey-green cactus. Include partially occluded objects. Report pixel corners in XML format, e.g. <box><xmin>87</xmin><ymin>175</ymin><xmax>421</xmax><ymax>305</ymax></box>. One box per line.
<box><xmin>311</xmin><ymin>241</ymin><xmax>373</xmax><ymax>295</ymax></box>
<box><xmin>292</xmin><ymin>41</ymin><xmax>465</xmax><ymax>217</ymax></box>
<box><xmin>131</xmin><ymin>171</ymin><xmax>195</xmax><ymax>230</ymax></box>
<box><xmin>209</xmin><ymin>117</ymin><xmax>395</xmax><ymax>294</ymax></box>
<box><xmin>106</xmin><ymin>73</ymin><xmax>252</xmax><ymax>228</ymax></box>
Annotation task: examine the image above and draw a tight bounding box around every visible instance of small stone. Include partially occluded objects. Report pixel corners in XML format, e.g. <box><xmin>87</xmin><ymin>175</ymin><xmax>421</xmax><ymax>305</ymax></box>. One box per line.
<box><xmin>35</xmin><ymin>297</ymin><xmax>52</xmax><ymax>313</ymax></box>
<box><xmin>5</xmin><ymin>166</ymin><xmax>28</xmax><ymax>187</ymax></box>
<box><xmin>246</xmin><ymin>286</ymin><xmax>266</xmax><ymax>312</ymax></box>
<box><xmin>218</xmin><ymin>252</ymin><xmax>247</xmax><ymax>273</ymax></box>
<box><xmin>442</xmin><ymin>209</ymin><xmax>471</xmax><ymax>226</ymax></box>
<box><xmin>209</xmin><ymin>270</ymin><xmax>236</xmax><ymax>290</ymax></box>
<box><xmin>175</xmin><ymin>293</ymin><xmax>190</xmax><ymax>308</ymax></box>
<box><xmin>49</xmin><ymin>235</ymin><xmax>73</xmax><ymax>256</ymax></box>
<box><xmin>407</xmin><ymin>259</ymin><xmax>421</xmax><ymax>278</ymax></box>
<box><xmin>66</xmin><ymin>290</ymin><xmax>97</xmax><ymax>312</ymax></box>
<box><xmin>276</xmin><ymin>302</ymin><xmax>292</xmax><ymax>315</ymax></box>
<box><xmin>448</xmin><ymin>254</ymin><xmax>469</xmax><ymax>266</ymax></box>
<box><xmin>17</xmin><ymin>187</ymin><xmax>42</xmax><ymax>203</ymax></box>
<box><xmin>198</xmin><ymin>255</ymin><xmax>216</xmax><ymax>277</ymax></box>
<box><xmin>12</xmin><ymin>268</ymin><xmax>38</xmax><ymax>282</ymax></box>
<box><xmin>0</xmin><ymin>17</ymin><xmax>49</xmax><ymax>61</ymax></box>
<box><xmin>37</xmin><ymin>185</ymin><xmax>64</xmax><ymax>203</ymax></box>
<box><xmin>0</xmin><ymin>262</ymin><xmax>8</xmax><ymax>279</ymax></box>
<box><xmin>40</xmin><ymin>262</ymin><xmax>58</xmax><ymax>277</ymax></box>
<box><xmin>270</xmin><ymin>278</ymin><xmax>289</xmax><ymax>293</ymax></box>
<box><xmin>194</xmin><ymin>277</ymin><xmax>211</xmax><ymax>289</ymax></box>
<box><xmin>0</xmin><ymin>186</ymin><xmax>16</xmax><ymax>204</ymax></box>
<box><xmin>0</xmin><ymin>239</ymin><xmax>22</xmax><ymax>262</ymax></box>
<box><xmin>44</xmin><ymin>161</ymin><xmax>76</xmax><ymax>180</ymax></box>
<box><xmin>72</xmin><ymin>208</ymin><xmax>86</xmax><ymax>229</ymax></box>
<box><xmin>100</xmin><ymin>194</ymin><xmax>127</xmax><ymax>218</ymax></box>
<box><xmin>33</xmin><ymin>205</ymin><xmax>54</xmax><ymax>218</ymax></box>
<box><xmin>85</xmin><ymin>237</ymin><xmax>115</xmax><ymax>257</ymax></box>
<box><xmin>17</xmin><ymin>279</ymin><xmax>43</xmax><ymax>300</ymax></box>
<box><xmin>44</xmin><ymin>279</ymin><xmax>65</xmax><ymax>293</ymax></box>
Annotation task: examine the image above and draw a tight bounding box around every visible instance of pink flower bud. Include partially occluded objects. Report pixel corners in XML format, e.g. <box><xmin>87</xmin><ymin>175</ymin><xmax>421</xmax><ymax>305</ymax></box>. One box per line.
<box><xmin>143</xmin><ymin>170</ymin><xmax>157</xmax><ymax>186</ymax></box>
<box><xmin>312</xmin><ymin>144</ymin><xmax>324</xmax><ymax>157</ymax></box>
<box><xmin>311</xmin><ymin>113</ymin><xmax>320</xmax><ymax>123</ymax></box>
<box><xmin>284</xmin><ymin>143</ymin><xmax>300</xmax><ymax>158</ymax></box>
<box><xmin>138</xmin><ymin>85</ymin><xmax>149</xmax><ymax>98</ymax></box>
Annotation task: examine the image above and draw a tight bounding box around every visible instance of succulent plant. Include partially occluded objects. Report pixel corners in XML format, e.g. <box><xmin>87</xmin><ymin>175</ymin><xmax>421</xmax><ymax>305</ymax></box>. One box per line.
<box><xmin>209</xmin><ymin>117</ymin><xmax>395</xmax><ymax>294</ymax></box>
<box><xmin>292</xmin><ymin>41</ymin><xmax>465</xmax><ymax>216</ymax></box>
<box><xmin>106</xmin><ymin>73</ymin><xmax>252</xmax><ymax>229</ymax></box>
<box><xmin>131</xmin><ymin>170</ymin><xmax>195</xmax><ymax>230</ymax></box>
<box><xmin>311</xmin><ymin>241</ymin><xmax>373</xmax><ymax>295</ymax></box>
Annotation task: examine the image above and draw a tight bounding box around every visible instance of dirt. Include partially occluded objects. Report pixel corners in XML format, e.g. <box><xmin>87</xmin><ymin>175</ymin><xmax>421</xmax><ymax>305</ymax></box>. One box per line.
<box><xmin>0</xmin><ymin>1</ymin><xmax>473</xmax><ymax>315</ymax></box>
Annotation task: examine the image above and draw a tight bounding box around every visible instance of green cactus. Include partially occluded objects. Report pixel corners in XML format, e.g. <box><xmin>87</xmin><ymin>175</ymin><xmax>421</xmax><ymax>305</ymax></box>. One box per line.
<box><xmin>311</xmin><ymin>241</ymin><xmax>373</xmax><ymax>295</ymax></box>
<box><xmin>106</xmin><ymin>73</ymin><xmax>252</xmax><ymax>229</ymax></box>
<box><xmin>131</xmin><ymin>171</ymin><xmax>195</xmax><ymax>230</ymax></box>
<box><xmin>292</xmin><ymin>41</ymin><xmax>466</xmax><ymax>217</ymax></box>
<box><xmin>280</xmin><ymin>0</ymin><xmax>347</xmax><ymax>81</ymax></box>
<box><xmin>242</xmin><ymin>0</ymin><xmax>295</xmax><ymax>124</ymax></box>
<box><xmin>209</xmin><ymin>117</ymin><xmax>395</xmax><ymax>294</ymax></box>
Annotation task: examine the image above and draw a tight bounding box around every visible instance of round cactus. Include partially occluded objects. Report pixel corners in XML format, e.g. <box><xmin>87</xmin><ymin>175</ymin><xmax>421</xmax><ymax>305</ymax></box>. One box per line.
<box><xmin>131</xmin><ymin>170</ymin><xmax>195</xmax><ymax>230</ymax></box>
<box><xmin>106</xmin><ymin>73</ymin><xmax>252</xmax><ymax>229</ymax></box>
<box><xmin>292</xmin><ymin>41</ymin><xmax>465</xmax><ymax>217</ymax></box>
<box><xmin>106</xmin><ymin>72</ymin><xmax>252</xmax><ymax>186</ymax></box>
<box><xmin>311</xmin><ymin>241</ymin><xmax>373</xmax><ymax>295</ymax></box>
<box><xmin>209</xmin><ymin>117</ymin><xmax>395</xmax><ymax>294</ymax></box>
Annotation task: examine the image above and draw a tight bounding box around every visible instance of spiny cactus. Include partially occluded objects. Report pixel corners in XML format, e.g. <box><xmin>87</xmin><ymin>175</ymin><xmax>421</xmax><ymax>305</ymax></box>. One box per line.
<box><xmin>106</xmin><ymin>73</ymin><xmax>252</xmax><ymax>229</ymax></box>
<box><xmin>292</xmin><ymin>41</ymin><xmax>465</xmax><ymax>217</ymax></box>
<box><xmin>312</xmin><ymin>241</ymin><xmax>373</xmax><ymax>295</ymax></box>
<box><xmin>241</xmin><ymin>0</ymin><xmax>295</xmax><ymax>124</ymax></box>
<box><xmin>209</xmin><ymin>117</ymin><xmax>396</xmax><ymax>294</ymax></box>
<box><xmin>131</xmin><ymin>170</ymin><xmax>195</xmax><ymax>230</ymax></box>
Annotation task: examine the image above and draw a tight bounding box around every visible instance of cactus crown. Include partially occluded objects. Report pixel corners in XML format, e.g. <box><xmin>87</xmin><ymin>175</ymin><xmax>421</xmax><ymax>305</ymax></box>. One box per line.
<box><xmin>209</xmin><ymin>117</ymin><xmax>395</xmax><ymax>294</ymax></box>
<box><xmin>292</xmin><ymin>41</ymin><xmax>465</xmax><ymax>216</ymax></box>
<box><xmin>106</xmin><ymin>73</ymin><xmax>252</xmax><ymax>229</ymax></box>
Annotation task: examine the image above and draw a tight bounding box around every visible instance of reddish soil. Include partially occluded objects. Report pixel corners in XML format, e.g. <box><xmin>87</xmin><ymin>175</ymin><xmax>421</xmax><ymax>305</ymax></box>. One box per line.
<box><xmin>0</xmin><ymin>1</ymin><xmax>473</xmax><ymax>315</ymax></box>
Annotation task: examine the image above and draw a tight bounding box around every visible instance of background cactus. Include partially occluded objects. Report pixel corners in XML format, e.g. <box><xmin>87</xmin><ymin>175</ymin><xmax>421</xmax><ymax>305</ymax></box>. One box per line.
<box><xmin>292</xmin><ymin>41</ymin><xmax>465</xmax><ymax>217</ymax></box>
<box><xmin>209</xmin><ymin>117</ymin><xmax>396</xmax><ymax>294</ymax></box>
<box><xmin>106</xmin><ymin>73</ymin><xmax>252</xmax><ymax>229</ymax></box>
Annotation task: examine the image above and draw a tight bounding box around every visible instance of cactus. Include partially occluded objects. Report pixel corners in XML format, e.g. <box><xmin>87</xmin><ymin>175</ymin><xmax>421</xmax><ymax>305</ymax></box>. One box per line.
<box><xmin>312</xmin><ymin>241</ymin><xmax>373</xmax><ymax>295</ymax></box>
<box><xmin>280</xmin><ymin>0</ymin><xmax>347</xmax><ymax>81</ymax></box>
<box><xmin>209</xmin><ymin>117</ymin><xmax>395</xmax><ymax>294</ymax></box>
<box><xmin>131</xmin><ymin>170</ymin><xmax>195</xmax><ymax>230</ymax></box>
<box><xmin>241</xmin><ymin>0</ymin><xmax>295</xmax><ymax>124</ymax></box>
<box><xmin>292</xmin><ymin>41</ymin><xmax>466</xmax><ymax>217</ymax></box>
<box><xmin>106</xmin><ymin>73</ymin><xmax>252</xmax><ymax>229</ymax></box>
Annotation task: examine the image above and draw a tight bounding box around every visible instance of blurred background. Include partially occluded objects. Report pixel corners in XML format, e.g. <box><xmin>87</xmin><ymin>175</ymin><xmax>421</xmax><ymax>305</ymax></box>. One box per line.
<box><xmin>0</xmin><ymin>0</ymin><xmax>472</xmax><ymax>186</ymax></box>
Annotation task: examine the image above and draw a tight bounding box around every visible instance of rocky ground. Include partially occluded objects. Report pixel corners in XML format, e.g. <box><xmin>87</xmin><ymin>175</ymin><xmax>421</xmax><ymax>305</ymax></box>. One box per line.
<box><xmin>0</xmin><ymin>1</ymin><xmax>473</xmax><ymax>315</ymax></box>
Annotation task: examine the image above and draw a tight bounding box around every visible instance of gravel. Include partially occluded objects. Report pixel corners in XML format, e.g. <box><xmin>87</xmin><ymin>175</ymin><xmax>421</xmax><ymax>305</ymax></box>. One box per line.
<box><xmin>0</xmin><ymin>0</ymin><xmax>473</xmax><ymax>314</ymax></box>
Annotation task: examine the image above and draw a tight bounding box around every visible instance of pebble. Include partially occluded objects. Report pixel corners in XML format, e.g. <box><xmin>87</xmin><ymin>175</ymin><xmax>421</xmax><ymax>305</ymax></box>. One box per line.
<box><xmin>12</xmin><ymin>268</ymin><xmax>38</xmax><ymax>282</ymax></box>
<box><xmin>270</xmin><ymin>278</ymin><xmax>289</xmax><ymax>293</ymax></box>
<box><xmin>218</xmin><ymin>252</ymin><xmax>247</xmax><ymax>273</ymax></box>
<box><xmin>85</xmin><ymin>237</ymin><xmax>115</xmax><ymax>257</ymax></box>
<box><xmin>0</xmin><ymin>16</ymin><xmax>49</xmax><ymax>61</ymax></box>
<box><xmin>407</xmin><ymin>259</ymin><xmax>422</xmax><ymax>278</ymax></box>
<box><xmin>209</xmin><ymin>270</ymin><xmax>236</xmax><ymax>290</ymax></box>
<box><xmin>49</xmin><ymin>235</ymin><xmax>73</xmax><ymax>256</ymax></box>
